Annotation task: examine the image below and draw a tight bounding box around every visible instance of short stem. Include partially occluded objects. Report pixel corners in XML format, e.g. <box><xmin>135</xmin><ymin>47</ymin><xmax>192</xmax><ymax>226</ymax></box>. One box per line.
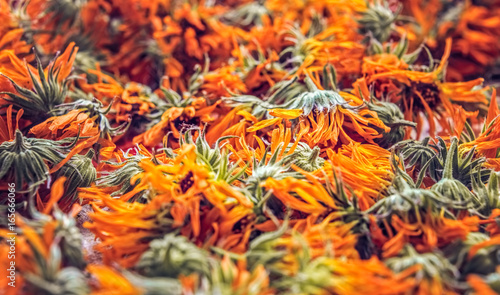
<box><xmin>12</xmin><ymin>129</ymin><xmax>26</xmax><ymax>152</ymax></box>
<box><xmin>85</xmin><ymin>149</ymin><xmax>96</xmax><ymax>159</ymax></box>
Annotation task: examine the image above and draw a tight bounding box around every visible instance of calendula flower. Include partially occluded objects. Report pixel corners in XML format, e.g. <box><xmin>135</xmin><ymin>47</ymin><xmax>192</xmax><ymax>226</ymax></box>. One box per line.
<box><xmin>135</xmin><ymin>233</ymin><xmax>210</xmax><ymax>278</ymax></box>
<box><xmin>471</xmin><ymin>170</ymin><xmax>500</xmax><ymax>218</ymax></box>
<box><xmin>76</xmin><ymin>68</ymin><xmax>157</xmax><ymax>123</ymax></box>
<box><xmin>444</xmin><ymin>232</ymin><xmax>500</xmax><ymax>278</ymax></box>
<box><xmin>287</xmin><ymin>213</ymin><xmax>360</xmax><ymax>259</ymax></box>
<box><xmin>8</xmin><ymin>176</ymin><xmax>87</xmax><ymax>272</ymax></box>
<box><xmin>355</xmin><ymin>38</ymin><xmax>454</xmax><ymax>137</ymax></box>
<box><xmin>386</xmin><ymin>245</ymin><xmax>459</xmax><ymax>294</ymax></box>
<box><xmin>85</xmin><ymin>144</ymin><xmax>252</xmax><ymax>266</ymax></box>
<box><xmin>282</xmin><ymin>142</ymin><xmax>324</xmax><ymax>172</ymax></box>
<box><xmin>53</xmin><ymin>98</ymin><xmax>131</xmax><ymax>139</ymax></box>
<box><xmin>257</xmin><ymin>229</ymin><xmax>417</xmax><ymax>295</ymax></box>
<box><xmin>198</xmin><ymin>63</ymin><xmax>248</xmax><ymax>99</ymax></box>
<box><xmin>262</xmin><ymin>175</ymin><xmax>336</xmax><ymax>215</ymax></box>
<box><xmin>45</xmin><ymin>97</ymin><xmax>131</xmax><ymax>160</ymax></box>
<box><xmin>235</xmin><ymin>132</ymin><xmax>304</xmax><ymax>207</ymax></box>
<box><xmin>146</xmin><ymin>2</ymin><xmax>233</xmax><ymax>91</ymax></box>
<box><xmin>134</xmin><ymin>87</ymin><xmax>218</xmax><ymax>147</ymax></box>
<box><xmin>0</xmin><ymin>129</ymin><xmax>82</xmax><ymax>191</ymax></box>
<box><xmin>87</xmin><ymin>145</ymin><xmax>153</xmax><ymax>202</ymax></box>
<box><xmin>0</xmin><ymin>1</ymin><xmax>32</xmax><ymax>57</ymax></box>
<box><xmin>431</xmin><ymin>2</ymin><xmax>500</xmax><ymax>81</ymax></box>
<box><xmin>0</xmin><ymin>43</ymin><xmax>78</xmax><ymax>121</ymax></box>
<box><xmin>85</xmin><ymin>194</ymin><xmax>179</xmax><ymax>267</ymax></box>
<box><xmin>222</xmin><ymin>1</ymin><xmax>270</xmax><ymax>28</ymax></box>
<box><xmin>233</xmin><ymin>47</ymin><xmax>286</xmax><ymax>93</ymax></box>
<box><xmin>51</xmin><ymin>149</ymin><xmax>96</xmax><ymax>211</ymax></box>
<box><xmin>461</xmin><ymin>89</ymin><xmax>500</xmax><ymax>162</ymax></box>
<box><xmin>397</xmin><ymin>136</ymin><xmax>490</xmax><ymax>188</ymax></box>
<box><xmin>367</xmin><ymin>168</ymin><xmax>452</xmax><ymax>223</ymax></box>
<box><xmin>233</xmin><ymin>14</ymin><xmax>289</xmax><ymax>54</ymax></box>
<box><xmin>244</xmin><ymin>76</ymin><xmax>389</xmax><ymax>148</ymax></box>
<box><xmin>180</xmin><ymin>129</ymin><xmax>246</xmax><ymax>185</ymax></box>
<box><xmin>432</xmin><ymin>137</ymin><xmax>480</xmax><ymax>210</ymax></box>
<box><xmin>438</xmin><ymin>78</ymin><xmax>489</xmax><ymax>117</ymax></box>
<box><xmin>282</xmin><ymin>25</ymin><xmax>365</xmax><ymax>78</ymax></box>
<box><xmin>30</xmin><ymin>109</ymin><xmax>99</xmax><ymax>144</ymax></box>
<box><xmin>364</xmin><ymin>91</ymin><xmax>416</xmax><ymax>147</ymax></box>
<box><xmin>86</xmin><ymin>265</ymin><xmax>142</xmax><ymax>295</ymax></box>
<box><xmin>357</xmin><ymin>0</ymin><xmax>400</xmax><ymax>42</ymax></box>
<box><xmin>372</xmin><ymin>210</ymin><xmax>479</xmax><ymax>258</ymax></box>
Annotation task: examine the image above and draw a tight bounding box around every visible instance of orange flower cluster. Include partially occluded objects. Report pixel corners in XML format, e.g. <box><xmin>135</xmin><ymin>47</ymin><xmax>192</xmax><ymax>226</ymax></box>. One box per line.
<box><xmin>2</xmin><ymin>0</ymin><xmax>500</xmax><ymax>294</ymax></box>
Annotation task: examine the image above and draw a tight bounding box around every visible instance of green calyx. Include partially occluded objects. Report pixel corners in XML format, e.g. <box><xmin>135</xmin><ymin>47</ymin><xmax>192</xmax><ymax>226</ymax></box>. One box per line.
<box><xmin>53</xmin><ymin>149</ymin><xmax>97</xmax><ymax>211</ymax></box>
<box><xmin>288</xmin><ymin>76</ymin><xmax>356</xmax><ymax>117</ymax></box>
<box><xmin>368</xmin><ymin>100</ymin><xmax>416</xmax><ymax>148</ymax></box>
<box><xmin>181</xmin><ymin>129</ymin><xmax>245</xmax><ymax>184</ymax></box>
<box><xmin>222</xmin><ymin>0</ymin><xmax>269</xmax><ymax>27</ymax></box>
<box><xmin>431</xmin><ymin>137</ymin><xmax>480</xmax><ymax>210</ymax></box>
<box><xmin>444</xmin><ymin>232</ymin><xmax>499</xmax><ymax>277</ymax></box>
<box><xmin>0</xmin><ymin>130</ymin><xmax>77</xmax><ymax>191</ymax></box>
<box><xmin>135</xmin><ymin>233</ymin><xmax>210</xmax><ymax>278</ymax></box>
<box><xmin>1</xmin><ymin>56</ymin><xmax>71</xmax><ymax>122</ymax></box>
<box><xmin>368</xmin><ymin>155</ymin><xmax>451</xmax><ymax>219</ymax></box>
<box><xmin>21</xmin><ymin>225</ymin><xmax>88</xmax><ymax>295</ymax></box>
<box><xmin>357</xmin><ymin>1</ymin><xmax>400</xmax><ymax>43</ymax></box>
<box><xmin>386</xmin><ymin>244</ymin><xmax>459</xmax><ymax>285</ymax></box>
<box><xmin>283</xmin><ymin>142</ymin><xmax>325</xmax><ymax>172</ymax></box>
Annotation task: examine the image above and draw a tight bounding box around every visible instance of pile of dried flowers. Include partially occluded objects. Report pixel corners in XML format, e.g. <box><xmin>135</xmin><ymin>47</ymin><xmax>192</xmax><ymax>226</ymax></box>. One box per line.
<box><xmin>2</xmin><ymin>0</ymin><xmax>500</xmax><ymax>294</ymax></box>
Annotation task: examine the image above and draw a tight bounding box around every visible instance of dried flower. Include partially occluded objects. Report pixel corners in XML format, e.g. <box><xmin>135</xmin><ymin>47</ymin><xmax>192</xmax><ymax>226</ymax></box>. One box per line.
<box><xmin>136</xmin><ymin>233</ymin><xmax>210</xmax><ymax>278</ymax></box>
<box><xmin>0</xmin><ymin>129</ymin><xmax>77</xmax><ymax>191</ymax></box>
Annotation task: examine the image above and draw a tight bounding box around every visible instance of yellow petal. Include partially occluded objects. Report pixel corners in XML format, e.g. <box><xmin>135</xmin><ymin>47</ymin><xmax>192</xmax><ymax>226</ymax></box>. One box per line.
<box><xmin>269</xmin><ymin>108</ymin><xmax>303</xmax><ymax>119</ymax></box>
<box><xmin>246</xmin><ymin>117</ymin><xmax>282</xmax><ymax>132</ymax></box>
<box><xmin>236</xmin><ymin>110</ymin><xmax>258</xmax><ymax>123</ymax></box>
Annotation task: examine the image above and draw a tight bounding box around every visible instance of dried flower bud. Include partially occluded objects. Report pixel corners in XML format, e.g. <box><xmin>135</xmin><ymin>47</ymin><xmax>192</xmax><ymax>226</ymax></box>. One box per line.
<box><xmin>357</xmin><ymin>1</ymin><xmax>399</xmax><ymax>42</ymax></box>
<box><xmin>25</xmin><ymin>267</ymin><xmax>89</xmax><ymax>295</ymax></box>
<box><xmin>0</xmin><ymin>130</ymin><xmax>76</xmax><ymax>191</ymax></box>
<box><xmin>222</xmin><ymin>1</ymin><xmax>269</xmax><ymax>27</ymax></box>
<box><xmin>369</xmin><ymin>174</ymin><xmax>450</xmax><ymax>218</ymax></box>
<box><xmin>432</xmin><ymin>138</ymin><xmax>480</xmax><ymax>210</ymax></box>
<box><xmin>52</xmin><ymin>208</ymin><xmax>86</xmax><ymax>269</ymax></box>
<box><xmin>54</xmin><ymin>98</ymin><xmax>130</xmax><ymax>138</ymax></box>
<box><xmin>245</xmin><ymin>147</ymin><xmax>303</xmax><ymax>205</ymax></box>
<box><xmin>23</xmin><ymin>240</ymin><xmax>89</xmax><ymax>295</ymax></box>
<box><xmin>136</xmin><ymin>233</ymin><xmax>210</xmax><ymax>278</ymax></box>
<box><xmin>1</xmin><ymin>56</ymin><xmax>72</xmax><ymax>122</ymax></box>
<box><xmin>283</xmin><ymin>143</ymin><xmax>324</xmax><ymax>172</ymax></box>
<box><xmin>444</xmin><ymin>232</ymin><xmax>499</xmax><ymax>276</ymax></box>
<box><xmin>471</xmin><ymin>169</ymin><xmax>500</xmax><ymax>218</ymax></box>
<box><xmin>286</xmin><ymin>76</ymin><xmax>358</xmax><ymax>117</ymax></box>
<box><xmin>368</xmin><ymin>100</ymin><xmax>416</xmax><ymax>148</ymax></box>
<box><xmin>386</xmin><ymin>245</ymin><xmax>459</xmax><ymax>286</ymax></box>
<box><xmin>53</xmin><ymin>149</ymin><xmax>97</xmax><ymax>211</ymax></box>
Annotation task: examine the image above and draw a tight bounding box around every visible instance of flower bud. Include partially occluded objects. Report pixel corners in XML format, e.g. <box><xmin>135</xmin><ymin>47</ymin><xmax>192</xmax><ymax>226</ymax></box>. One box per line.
<box><xmin>136</xmin><ymin>233</ymin><xmax>210</xmax><ymax>278</ymax></box>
